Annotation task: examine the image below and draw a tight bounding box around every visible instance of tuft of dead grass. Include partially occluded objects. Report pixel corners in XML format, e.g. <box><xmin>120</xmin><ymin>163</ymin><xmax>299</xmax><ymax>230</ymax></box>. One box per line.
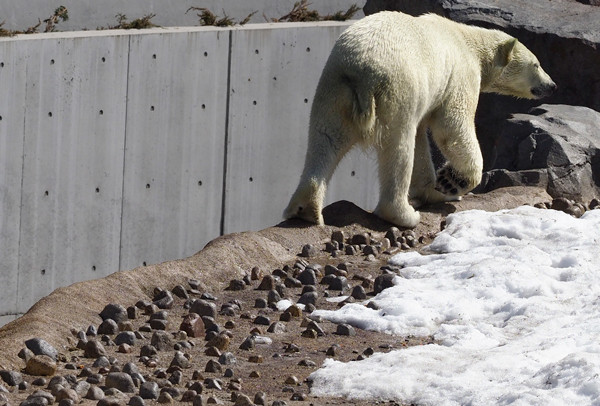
<box><xmin>186</xmin><ymin>7</ymin><xmax>257</xmax><ymax>27</ymax></box>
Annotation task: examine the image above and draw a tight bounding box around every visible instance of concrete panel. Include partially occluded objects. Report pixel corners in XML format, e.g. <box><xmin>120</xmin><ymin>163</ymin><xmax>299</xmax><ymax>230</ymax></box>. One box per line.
<box><xmin>224</xmin><ymin>22</ymin><xmax>378</xmax><ymax>233</ymax></box>
<box><xmin>120</xmin><ymin>29</ymin><xmax>228</xmax><ymax>270</ymax></box>
<box><xmin>0</xmin><ymin>40</ymin><xmax>27</xmax><ymax>319</ymax></box>
<box><xmin>16</xmin><ymin>34</ymin><xmax>129</xmax><ymax>313</ymax></box>
<box><xmin>0</xmin><ymin>0</ymin><xmax>364</xmax><ymax>32</ymax></box>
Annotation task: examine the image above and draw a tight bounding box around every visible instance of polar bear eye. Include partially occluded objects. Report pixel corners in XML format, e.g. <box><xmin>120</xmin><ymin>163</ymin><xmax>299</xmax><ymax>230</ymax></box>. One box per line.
<box><xmin>533</xmin><ymin>63</ymin><xmax>540</xmax><ymax>69</ymax></box>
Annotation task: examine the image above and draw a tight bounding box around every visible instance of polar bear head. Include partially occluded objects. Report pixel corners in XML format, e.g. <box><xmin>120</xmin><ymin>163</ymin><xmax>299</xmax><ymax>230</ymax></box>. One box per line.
<box><xmin>486</xmin><ymin>38</ymin><xmax>557</xmax><ymax>100</ymax></box>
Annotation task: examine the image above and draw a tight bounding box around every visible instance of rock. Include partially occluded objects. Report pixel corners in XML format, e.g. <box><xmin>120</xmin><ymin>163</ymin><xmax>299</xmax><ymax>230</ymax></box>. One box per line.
<box><xmin>297</xmin><ymin>269</ymin><xmax>317</xmax><ymax>285</ymax></box>
<box><xmin>114</xmin><ymin>332</ymin><xmax>136</xmax><ymax>346</ymax></box>
<box><xmin>477</xmin><ymin>105</ymin><xmax>600</xmax><ymax>201</ymax></box>
<box><xmin>157</xmin><ymin>392</ymin><xmax>173</xmax><ymax>404</ymax></box>
<box><xmin>84</xmin><ymin>340</ymin><xmax>107</xmax><ymax>358</ymax></box>
<box><xmin>100</xmin><ymin>303</ymin><xmax>128</xmax><ymax>324</ymax></box>
<box><xmin>20</xmin><ymin>397</ymin><xmax>49</xmax><ymax>406</ymax></box>
<box><xmin>232</xmin><ymin>394</ymin><xmax>253</xmax><ymax>406</ymax></box>
<box><xmin>239</xmin><ymin>336</ymin><xmax>255</xmax><ymax>351</ymax></box>
<box><xmin>192</xmin><ymin>394</ymin><xmax>204</xmax><ymax>406</ymax></box>
<box><xmin>150</xmin><ymin>331</ymin><xmax>172</xmax><ymax>351</ymax></box>
<box><xmin>300</xmin><ymin>244</ymin><xmax>319</xmax><ymax>257</ymax></box>
<box><xmin>153</xmin><ymin>290</ymin><xmax>174</xmax><ymax>309</ymax></box>
<box><xmin>336</xmin><ymin>323</ymin><xmax>357</xmax><ymax>336</ymax></box>
<box><xmin>0</xmin><ymin>370</ymin><xmax>23</xmax><ymax>386</ymax></box>
<box><xmin>85</xmin><ymin>385</ymin><xmax>105</xmax><ymax>400</ymax></box>
<box><xmin>25</xmin><ymin>355</ymin><xmax>57</xmax><ymax>376</ymax></box>
<box><xmin>97</xmin><ymin>319</ymin><xmax>119</xmax><ymax>335</ymax></box>
<box><xmin>374</xmin><ymin>274</ymin><xmax>396</xmax><ymax>294</ymax></box>
<box><xmin>139</xmin><ymin>381</ymin><xmax>159</xmax><ymax>400</ymax></box>
<box><xmin>170</xmin><ymin>351</ymin><xmax>191</xmax><ymax>369</ymax></box>
<box><xmin>331</xmin><ymin>230</ymin><xmax>345</xmax><ymax>244</ymax></box>
<box><xmin>253</xmin><ymin>315</ymin><xmax>271</xmax><ymax>326</ymax></box>
<box><xmin>328</xmin><ymin>276</ymin><xmax>349</xmax><ymax>291</ymax></box>
<box><xmin>225</xmin><ymin>279</ymin><xmax>246</xmax><ymax>291</ymax></box>
<box><xmin>350</xmin><ymin>285</ymin><xmax>367</xmax><ymax>300</ymax></box>
<box><xmin>218</xmin><ymin>352</ymin><xmax>236</xmax><ymax>365</ymax></box>
<box><xmin>105</xmin><ymin>372</ymin><xmax>135</xmax><ymax>393</ymax></box>
<box><xmin>364</xmin><ymin>0</ymin><xmax>600</xmax><ymax>175</ymax></box>
<box><xmin>190</xmin><ymin>300</ymin><xmax>217</xmax><ymax>318</ymax></box>
<box><xmin>55</xmin><ymin>388</ymin><xmax>79</xmax><ymax>403</ymax></box>
<box><xmin>24</xmin><ymin>338</ymin><xmax>58</xmax><ymax>361</ymax></box>
<box><xmin>298</xmin><ymin>291</ymin><xmax>318</xmax><ymax>306</ymax></box>
<box><xmin>204</xmin><ymin>360</ymin><xmax>222</xmax><ymax>373</ymax></box>
<box><xmin>179</xmin><ymin>313</ymin><xmax>205</xmax><ymax>338</ymax></box>
<box><xmin>256</xmin><ymin>275</ymin><xmax>276</xmax><ymax>291</ymax></box>
<box><xmin>128</xmin><ymin>396</ymin><xmax>145</xmax><ymax>406</ymax></box>
<box><xmin>207</xmin><ymin>334</ymin><xmax>230</xmax><ymax>351</ymax></box>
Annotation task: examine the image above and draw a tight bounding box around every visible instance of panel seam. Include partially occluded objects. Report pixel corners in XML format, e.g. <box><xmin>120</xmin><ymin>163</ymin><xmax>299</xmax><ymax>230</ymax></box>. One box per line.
<box><xmin>219</xmin><ymin>29</ymin><xmax>233</xmax><ymax>236</ymax></box>
<box><xmin>118</xmin><ymin>35</ymin><xmax>132</xmax><ymax>272</ymax></box>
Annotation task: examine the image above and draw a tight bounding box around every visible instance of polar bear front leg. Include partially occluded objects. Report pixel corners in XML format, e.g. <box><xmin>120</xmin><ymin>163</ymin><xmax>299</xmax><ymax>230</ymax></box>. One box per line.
<box><xmin>373</xmin><ymin>134</ymin><xmax>421</xmax><ymax>228</ymax></box>
<box><xmin>430</xmin><ymin>111</ymin><xmax>483</xmax><ymax>198</ymax></box>
<box><xmin>409</xmin><ymin>125</ymin><xmax>459</xmax><ymax>207</ymax></box>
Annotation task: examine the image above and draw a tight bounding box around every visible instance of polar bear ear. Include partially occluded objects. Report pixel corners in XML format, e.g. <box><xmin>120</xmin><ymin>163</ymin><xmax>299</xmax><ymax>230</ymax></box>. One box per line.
<box><xmin>497</xmin><ymin>38</ymin><xmax>518</xmax><ymax>67</ymax></box>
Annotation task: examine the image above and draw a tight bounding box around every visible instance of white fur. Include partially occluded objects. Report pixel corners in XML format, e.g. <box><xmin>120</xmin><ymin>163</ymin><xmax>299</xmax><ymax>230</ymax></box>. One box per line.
<box><xmin>284</xmin><ymin>11</ymin><xmax>555</xmax><ymax>228</ymax></box>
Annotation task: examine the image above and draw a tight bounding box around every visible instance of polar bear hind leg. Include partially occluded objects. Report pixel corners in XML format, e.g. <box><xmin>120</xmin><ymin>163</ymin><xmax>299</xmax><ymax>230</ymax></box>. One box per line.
<box><xmin>373</xmin><ymin>124</ymin><xmax>421</xmax><ymax>228</ymax></box>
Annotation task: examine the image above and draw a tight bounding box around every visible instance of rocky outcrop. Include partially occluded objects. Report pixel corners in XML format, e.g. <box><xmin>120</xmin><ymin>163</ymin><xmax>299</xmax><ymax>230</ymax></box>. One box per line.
<box><xmin>363</xmin><ymin>0</ymin><xmax>600</xmax><ymax>173</ymax></box>
<box><xmin>475</xmin><ymin>104</ymin><xmax>600</xmax><ymax>201</ymax></box>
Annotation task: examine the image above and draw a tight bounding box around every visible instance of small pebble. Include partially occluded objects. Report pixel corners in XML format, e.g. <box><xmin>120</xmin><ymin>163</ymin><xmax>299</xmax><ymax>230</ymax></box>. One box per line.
<box><xmin>225</xmin><ymin>279</ymin><xmax>246</xmax><ymax>291</ymax></box>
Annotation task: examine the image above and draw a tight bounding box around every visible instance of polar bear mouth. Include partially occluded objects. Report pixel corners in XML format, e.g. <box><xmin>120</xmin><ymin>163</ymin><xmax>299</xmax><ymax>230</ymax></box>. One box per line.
<box><xmin>531</xmin><ymin>82</ymin><xmax>557</xmax><ymax>99</ymax></box>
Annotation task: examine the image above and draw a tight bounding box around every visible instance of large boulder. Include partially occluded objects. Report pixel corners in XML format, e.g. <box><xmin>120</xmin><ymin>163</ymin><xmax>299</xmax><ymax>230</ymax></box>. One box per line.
<box><xmin>363</xmin><ymin>0</ymin><xmax>600</xmax><ymax>169</ymax></box>
<box><xmin>475</xmin><ymin>104</ymin><xmax>600</xmax><ymax>201</ymax></box>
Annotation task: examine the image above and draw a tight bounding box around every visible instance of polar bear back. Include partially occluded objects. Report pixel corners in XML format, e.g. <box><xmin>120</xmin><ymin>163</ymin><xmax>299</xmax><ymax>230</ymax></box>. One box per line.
<box><xmin>317</xmin><ymin>11</ymin><xmax>504</xmax><ymax>127</ymax></box>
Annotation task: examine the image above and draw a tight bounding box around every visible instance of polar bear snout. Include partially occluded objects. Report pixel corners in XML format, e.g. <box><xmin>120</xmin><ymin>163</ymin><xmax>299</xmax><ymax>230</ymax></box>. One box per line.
<box><xmin>531</xmin><ymin>81</ymin><xmax>557</xmax><ymax>99</ymax></box>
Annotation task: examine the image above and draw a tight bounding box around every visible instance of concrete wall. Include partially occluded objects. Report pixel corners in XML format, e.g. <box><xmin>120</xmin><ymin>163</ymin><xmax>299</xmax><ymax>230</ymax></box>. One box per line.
<box><xmin>0</xmin><ymin>0</ymin><xmax>365</xmax><ymax>31</ymax></box>
<box><xmin>0</xmin><ymin>21</ymin><xmax>379</xmax><ymax>325</ymax></box>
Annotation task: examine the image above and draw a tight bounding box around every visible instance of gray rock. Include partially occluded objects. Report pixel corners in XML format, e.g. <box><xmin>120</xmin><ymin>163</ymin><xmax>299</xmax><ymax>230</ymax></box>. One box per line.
<box><xmin>150</xmin><ymin>331</ymin><xmax>172</xmax><ymax>351</ymax></box>
<box><xmin>128</xmin><ymin>395</ymin><xmax>146</xmax><ymax>406</ymax></box>
<box><xmin>153</xmin><ymin>290</ymin><xmax>174</xmax><ymax>309</ymax></box>
<box><xmin>114</xmin><ymin>332</ymin><xmax>136</xmax><ymax>346</ymax></box>
<box><xmin>84</xmin><ymin>340</ymin><xmax>107</xmax><ymax>358</ymax></box>
<box><xmin>300</xmin><ymin>244</ymin><xmax>319</xmax><ymax>257</ymax></box>
<box><xmin>105</xmin><ymin>372</ymin><xmax>135</xmax><ymax>393</ymax></box>
<box><xmin>100</xmin><ymin>303</ymin><xmax>128</xmax><ymax>324</ymax></box>
<box><xmin>0</xmin><ymin>369</ymin><xmax>23</xmax><ymax>386</ymax></box>
<box><xmin>350</xmin><ymin>285</ymin><xmax>367</xmax><ymax>300</ymax></box>
<box><xmin>25</xmin><ymin>338</ymin><xmax>58</xmax><ymax>361</ymax></box>
<box><xmin>139</xmin><ymin>381</ymin><xmax>159</xmax><ymax>400</ymax></box>
<box><xmin>298</xmin><ymin>291</ymin><xmax>318</xmax><ymax>306</ymax></box>
<box><xmin>121</xmin><ymin>362</ymin><xmax>139</xmax><ymax>377</ymax></box>
<box><xmin>86</xmin><ymin>385</ymin><xmax>105</xmax><ymax>400</ymax></box>
<box><xmin>97</xmin><ymin>319</ymin><xmax>119</xmax><ymax>335</ymax></box>
<box><xmin>297</xmin><ymin>269</ymin><xmax>317</xmax><ymax>286</ymax></box>
<box><xmin>20</xmin><ymin>397</ymin><xmax>49</xmax><ymax>406</ymax></box>
<box><xmin>218</xmin><ymin>352</ymin><xmax>237</xmax><ymax>365</ymax></box>
<box><xmin>192</xmin><ymin>394</ymin><xmax>204</xmax><ymax>406</ymax></box>
<box><xmin>189</xmin><ymin>300</ymin><xmax>217</xmax><ymax>318</ymax></box>
<box><xmin>328</xmin><ymin>276</ymin><xmax>349</xmax><ymax>291</ymax></box>
<box><xmin>336</xmin><ymin>323</ymin><xmax>357</xmax><ymax>336</ymax></box>
<box><xmin>374</xmin><ymin>274</ymin><xmax>396</xmax><ymax>294</ymax></box>
<box><xmin>170</xmin><ymin>351</ymin><xmax>191</xmax><ymax>369</ymax></box>
<box><xmin>477</xmin><ymin>104</ymin><xmax>600</xmax><ymax>201</ymax></box>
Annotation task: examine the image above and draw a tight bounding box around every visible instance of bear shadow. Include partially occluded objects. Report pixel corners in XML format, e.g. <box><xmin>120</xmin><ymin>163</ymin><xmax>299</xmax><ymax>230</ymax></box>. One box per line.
<box><xmin>276</xmin><ymin>200</ymin><xmax>456</xmax><ymax>232</ymax></box>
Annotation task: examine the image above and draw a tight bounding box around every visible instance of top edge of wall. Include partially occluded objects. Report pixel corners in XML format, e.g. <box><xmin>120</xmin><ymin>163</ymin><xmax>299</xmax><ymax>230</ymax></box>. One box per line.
<box><xmin>0</xmin><ymin>21</ymin><xmax>355</xmax><ymax>42</ymax></box>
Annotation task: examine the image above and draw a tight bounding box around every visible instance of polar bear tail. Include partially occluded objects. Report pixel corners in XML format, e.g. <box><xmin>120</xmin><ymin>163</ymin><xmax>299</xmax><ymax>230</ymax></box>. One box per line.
<box><xmin>346</xmin><ymin>77</ymin><xmax>378</xmax><ymax>143</ymax></box>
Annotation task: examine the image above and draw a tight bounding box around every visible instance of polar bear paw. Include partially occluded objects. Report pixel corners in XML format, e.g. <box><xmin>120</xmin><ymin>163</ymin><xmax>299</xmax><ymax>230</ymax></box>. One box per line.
<box><xmin>435</xmin><ymin>165</ymin><xmax>470</xmax><ymax>196</ymax></box>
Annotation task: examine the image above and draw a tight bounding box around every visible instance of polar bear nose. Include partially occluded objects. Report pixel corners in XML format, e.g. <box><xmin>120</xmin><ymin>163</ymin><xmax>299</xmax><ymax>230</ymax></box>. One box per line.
<box><xmin>531</xmin><ymin>81</ymin><xmax>557</xmax><ymax>98</ymax></box>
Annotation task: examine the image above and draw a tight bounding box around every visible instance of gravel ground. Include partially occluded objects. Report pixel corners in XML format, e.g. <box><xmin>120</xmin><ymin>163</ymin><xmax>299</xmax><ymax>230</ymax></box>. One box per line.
<box><xmin>2</xmin><ymin>188</ymin><xmax>591</xmax><ymax>406</ymax></box>
<box><xmin>3</xmin><ymin>226</ymin><xmax>432</xmax><ymax>406</ymax></box>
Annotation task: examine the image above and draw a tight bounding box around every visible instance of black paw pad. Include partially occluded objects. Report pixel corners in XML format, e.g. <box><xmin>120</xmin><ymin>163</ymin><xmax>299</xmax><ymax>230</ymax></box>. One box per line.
<box><xmin>435</xmin><ymin>166</ymin><xmax>471</xmax><ymax>196</ymax></box>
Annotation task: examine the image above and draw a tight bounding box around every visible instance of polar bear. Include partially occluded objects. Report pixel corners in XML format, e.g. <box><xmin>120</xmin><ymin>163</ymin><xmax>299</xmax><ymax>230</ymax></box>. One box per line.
<box><xmin>283</xmin><ymin>11</ymin><xmax>556</xmax><ymax>228</ymax></box>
